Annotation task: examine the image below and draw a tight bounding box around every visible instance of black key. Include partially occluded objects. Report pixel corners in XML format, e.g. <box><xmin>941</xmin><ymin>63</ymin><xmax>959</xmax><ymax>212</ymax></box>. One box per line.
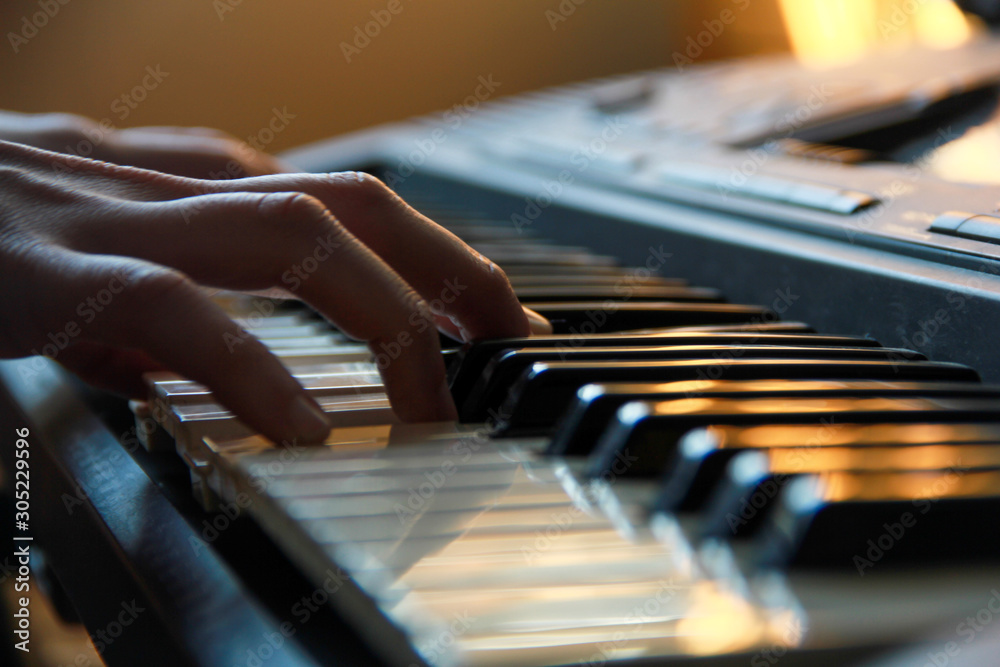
<box><xmin>513</xmin><ymin>285</ymin><xmax>724</xmax><ymax>303</ymax></box>
<box><xmin>507</xmin><ymin>274</ymin><xmax>687</xmax><ymax>287</ymax></box>
<box><xmin>500</xmin><ymin>264</ymin><xmax>643</xmax><ymax>277</ymax></box>
<box><xmin>656</xmin><ymin>421</ymin><xmax>1000</xmax><ymax>516</ymax></box>
<box><xmin>474</xmin><ymin>245</ymin><xmax>619</xmax><ymax>267</ymax></box>
<box><xmin>525</xmin><ymin>302</ymin><xmax>778</xmax><ymax>334</ymax></box>
<box><xmin>587</xmin><ymin>394</ymin><xmax>998</xmax><ymax>478</ymax></box>
<box><xmin>547</xmin><ymin>380</ymin><xmax>1000</xmax><ymax>455</ymax></box>
<box><xmin>469</xmin><ymin>345</ymin><xmax>927</xmax><ymax>428</ymax></box>
<box><xmin>752</xmin><ymin>469</ymin><xmax>1000</xmax><ymax>570</ymax></box>
<box><xmin>448</xmin><ymin>332</ymin><xmax>881</xmax><ymax>402</ymax></box>
<box><xmin>494</xmin><ymin>359</ymin><xmax>980</xmax><ymax>433</ymax></box>
<box><xmin>639</xmin><ymin>322</ymin><xmax>814</xmax><ymax>334</ymax></box>
<box><xmin>700</xmin><ymin>441</ymin><xmax>1000</xmax><ymax>541</ymax></box>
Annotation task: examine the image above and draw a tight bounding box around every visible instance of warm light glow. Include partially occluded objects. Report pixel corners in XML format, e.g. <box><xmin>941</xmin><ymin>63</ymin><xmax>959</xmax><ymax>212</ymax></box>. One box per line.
<box><xmin>721</xmin><ymin>423</ymin><xmax>1000</xmax><ymax>448</ymax></box>
<box><xmin>914</xmin><ymin>0</ymin><xmax>973</xmax><ymax>48</ymax></box>
<box><xmin>778</xmin><ymin>0</ymin><xmax>974</xmax><ymax>66</ymax></box>
<box><xmin>676</xmin><ymin>583</ymin><xmax>767</xmax><ymax>655</ymax></box>
<box><xmin>777</xmin><ymin>0</ymin><xmax>880</xmax><ymax>66</ymax></box>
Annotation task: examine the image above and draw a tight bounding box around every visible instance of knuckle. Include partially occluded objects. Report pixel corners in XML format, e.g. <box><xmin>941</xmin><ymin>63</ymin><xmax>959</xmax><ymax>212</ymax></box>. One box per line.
<box><xmin>254</xmin><ymin>191</ymin><xmax>333</xmax><ymax>238</ymax></box>
<box><xmin>256</xmin><ymin>191</ymin><xmax>325</xmax><ymax>223</ymax></box>
<box><xmin>192</xmin><ymin>126</ymin><xmax>235</xmax><ymax>140</ymax></box>
<box><xmin>39</xmin><ymin>113</ymin><xmax>102</xmax><ymax>145</ymax></box>
<box><xmin>328</xmin><ymin>171</ymin><xmax>397</xmax><ymax>208</ymax></box>
<box><xmin>120</xmin><ymin>266</ymin><xmax>195</xmax><ymax>308</ymax></box>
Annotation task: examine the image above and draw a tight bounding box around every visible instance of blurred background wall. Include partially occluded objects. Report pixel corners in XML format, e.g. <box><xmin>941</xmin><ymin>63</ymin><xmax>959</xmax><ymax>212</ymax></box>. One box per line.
<box><xmin>0</xmin><ymin>0</ymin><xmax>978</xmax><ymax>154</ymax></box>
<box><xmin>0</xmin><ymin>1</ymin><xmax>791</xmax><ymax>153</ymax></box>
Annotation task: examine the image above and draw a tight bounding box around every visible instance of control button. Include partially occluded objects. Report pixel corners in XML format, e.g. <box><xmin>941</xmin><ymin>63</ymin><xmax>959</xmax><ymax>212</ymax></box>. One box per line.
<box><xmin>955</xmin><ymin>215</ymin><xmax>1000</xmax><ymax>244</ymax></box>
<box><xmin>929</xmin><ymin>211</ymin><xmax>1000</xmax><ymax>243</ymax></box>
<box><xmin>929</xmin><ymin>211</ymin><xmax>975</xmax><ymax>233</ymax></box>
<box><xmin>655</xmin><ymin>163</ymin><xmax>879</xmax><ymax>215</ymax></box>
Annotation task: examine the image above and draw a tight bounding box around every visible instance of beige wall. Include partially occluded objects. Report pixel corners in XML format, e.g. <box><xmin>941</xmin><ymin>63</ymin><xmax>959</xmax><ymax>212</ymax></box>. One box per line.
<box><xmin>0</xmin><ymin>1</ymin><xmax>789</xmax><ymax>153</ymax></box>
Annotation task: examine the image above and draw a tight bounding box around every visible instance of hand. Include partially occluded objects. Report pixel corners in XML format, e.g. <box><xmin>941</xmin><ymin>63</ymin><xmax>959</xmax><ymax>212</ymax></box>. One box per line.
<box><xmin>0</xmin><ymin>110</ymin><xmax>290</xmax><ymax>179</ymax></box>
<box><xmin>0</xmin><ymin>136</ymin><xmax>546</xmax><ymax>444</ymax></box>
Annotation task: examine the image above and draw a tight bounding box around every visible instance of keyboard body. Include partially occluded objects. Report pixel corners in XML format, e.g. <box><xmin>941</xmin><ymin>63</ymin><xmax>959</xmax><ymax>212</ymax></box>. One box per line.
<box><xmin>7</xmin><ymin>39</ymin><xmax>1000</xmax><ymax>667</ymax></box>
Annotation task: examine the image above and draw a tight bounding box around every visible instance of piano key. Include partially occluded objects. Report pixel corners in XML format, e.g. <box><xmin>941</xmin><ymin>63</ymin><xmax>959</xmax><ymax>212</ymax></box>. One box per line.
<box><xmin>163</xmin><ymin>393</ymin><xmax>397</xmax><ymax>451</ymax></box>
<box><xmin>472</xmin><ymin>245</ymin><xmax>620</xmax><ymax>267</ymax></box>
<box><xmin>447</xmin><ymin>331</ymin><xmax>882</xmax><ymax>403</ymax></box>
<box><xmin>506</xmin><ymin>274</ymin><xmax>687</xmax><ymax>287</ymax></box>
<box><xmin>490</xmin><ymin>358</ymin><xmax>980</xmax><ymax>429</ymax></box>
<box><xmin>548</xmin><ymin>380</ymin><xmax>1000</xmax><ymax>456</ymax></box>
<box><xmin>259</xmin><ymin>334</ymin><xmax>353</xmax><ymax>350</ymax></box>
<box><xmin>525</xmin><ymin>302</ymin><xmax>777</xmax><ymax>334</ymax></box>
<box><xmin>512</xmin><ymin>285</ymin><xmax>724</xmax><ymax>302</ymax></box>
<box><xmin>753</xmin><ymin>469</ymin><xmax>1000</xmax><ymax>570</ymax></box>
<box><xmin>587</xmin><ymin>396</ymin><xmax>1000</xmax><ymax>478</ymax></box>
<box><xmin>464</xmin><ymin>345</ymin><xmax>928</xmax><ymax>426</ymax></box>
<box><xmin>699</xmin><ymin>442</ymin><xmax>1000</xmax><ymax>540</ymax></box>
<box><xmin>656</xmin><ymin>422</ymin><xmax>1000</xmax><ymax>514</ymax></box>
<box><xmin>642</xmin><ymin>321</ymin><xmax>814</xmax><ymax>333</ymax></box>
<box><xmin>234</xmin><ymin>324</ymin><xmax>323</xmax><ymax>339</ymax></box>
<box><xmin>148</xmin><ymin>363</ymin><xmax>383</xmax><ymax>406</ymax></box>
<box><xmin>268</xmin><ymin>345</ymin><xmax>373</xmax><ymax>366</ymax></box>
<box><xmin>496</xmin><ymin>264</ymin><xmax>642</xmax><ymax>276</ymax></box>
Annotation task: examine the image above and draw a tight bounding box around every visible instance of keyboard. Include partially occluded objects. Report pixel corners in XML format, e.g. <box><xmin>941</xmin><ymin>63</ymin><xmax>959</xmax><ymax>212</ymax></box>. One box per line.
<box><xmin>116</xmin><ymin>198</ymin><xmax>1000</xmax><ymax>665</ymax></box>
<box><xmin>7</xmin><ymin>38</ymin><xmax>1000</xmax><ymax>667</ymax></box>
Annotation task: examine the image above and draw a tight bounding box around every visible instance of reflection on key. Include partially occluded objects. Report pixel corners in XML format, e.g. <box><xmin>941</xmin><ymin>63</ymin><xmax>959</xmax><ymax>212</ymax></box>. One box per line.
<box><xmin>548</xmin><ymin>380</ymin><xmax>1000</xmax><ymax>456</ymax></box>
<box><xmin>657</xmin><ymin>423</ymin><xmax>1000</xmax><ymax>515</ymax></box>
<box><xmin>700</xmin><ymin>441</ymin><xmax>1000</xmax><ymax>540</ymax></box>
<box><xmin>755</xmin><ymin>469</ymin><xmax>1000</xmax><ymax>570</ymax></box>
<box><xmin>588</xmin><ymin>395</ymin><xmax>1000</xmax><ymax>479</ymax></box>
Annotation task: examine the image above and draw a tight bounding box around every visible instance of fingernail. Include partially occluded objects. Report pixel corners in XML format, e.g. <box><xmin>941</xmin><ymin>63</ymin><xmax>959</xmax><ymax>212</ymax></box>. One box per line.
<box><xmin>523</xmin><ymin>306</ymin><xmax>553</xmax><ymax>336</ymax></box>
<box><xmin>288</xmin><ymin>394</ymin><xmax>330</xmax><ymax>442</ymax></box>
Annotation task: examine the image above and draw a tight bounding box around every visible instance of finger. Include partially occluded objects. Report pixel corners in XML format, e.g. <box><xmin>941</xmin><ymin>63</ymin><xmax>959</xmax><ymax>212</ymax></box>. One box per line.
<box><xmin>32</xmin><ymin>246</ymin><xmax>332</xmax><ymax>444</ymax></box>
<box><xmin>188</xmin><ymin>172</ymin><xmax>533</xmax><ymax>341</ymax></box>
<box><xmin>62</xmin><ymin>192</ymin><xmax>458</xmax><ymax>422</ymax></box>
<box><xmin>111</xmin><ymin>128</ymin><xmax>291</xmax><ymax>178</ymax></box>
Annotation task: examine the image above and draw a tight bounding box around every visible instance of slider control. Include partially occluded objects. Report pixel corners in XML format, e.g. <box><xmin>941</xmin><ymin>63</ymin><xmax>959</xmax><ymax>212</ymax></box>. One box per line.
<box><xmin>656</xmin><ymin>163</ymin><xmax>878</xmax><ymax>214</ymax></box>
<box><xmin>929</xmin><ymin>211</ymin><xmax>1000</xmax><ymax>244</ymax></box>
